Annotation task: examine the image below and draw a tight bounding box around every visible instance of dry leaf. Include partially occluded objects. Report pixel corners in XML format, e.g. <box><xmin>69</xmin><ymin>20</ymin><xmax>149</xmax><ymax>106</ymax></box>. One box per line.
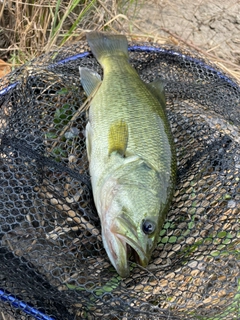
<box><xmin>0</xmin><ymin>59</ymin><xmax>11</xmax><ymax>78</ymax></box>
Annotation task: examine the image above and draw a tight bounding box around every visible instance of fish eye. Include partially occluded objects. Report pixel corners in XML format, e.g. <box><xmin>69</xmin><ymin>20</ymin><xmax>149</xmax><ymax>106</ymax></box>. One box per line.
<box><xmin>142</xmin><ymin>219</ymin><xmax>156</xmax><ymax>235</ymax></box>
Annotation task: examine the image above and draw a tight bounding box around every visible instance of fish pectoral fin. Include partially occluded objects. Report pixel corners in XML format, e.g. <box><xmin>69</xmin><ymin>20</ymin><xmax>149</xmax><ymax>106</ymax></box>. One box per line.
<box><xmin>108</xmin><ymin>120</ymin><xmax>128</xmax><ymax>157</ymax></box>
<box><xmin>145</xmin><ymin>79</ymin><xmax>166</xmax><ymax>108</ymax></box>
<box><xmin>79</xmin><ymin>67</ymin><xmax>102</xmax><ymax>97</ymax></box>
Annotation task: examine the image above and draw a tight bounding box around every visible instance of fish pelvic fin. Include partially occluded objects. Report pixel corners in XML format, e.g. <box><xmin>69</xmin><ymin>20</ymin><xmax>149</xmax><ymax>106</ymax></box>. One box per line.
<box><xmin>108</xmin><ymin>120</ymin><xmax>128</xmax><ymax>157</ymax></box>
<box><xmin>86</xmin><ymin>31</ymin><xmax>129</xmax><ymax>66</ymax></box>
<box><xmin>145</xmin><ymin>79</ymin><xmax>166</xmax><ymax>108</ymax></box>
<box><xmin>79</xmin><ymin>67</ymin><xmax>102</xmax><ymax>97</ymax></box>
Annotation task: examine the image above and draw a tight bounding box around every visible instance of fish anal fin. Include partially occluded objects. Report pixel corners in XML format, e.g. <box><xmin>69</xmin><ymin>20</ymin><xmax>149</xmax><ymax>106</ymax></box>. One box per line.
<box><xmin>79</xmin><ymin>67</ymin><xmax>101</xmax><ymax>97</ymax></box>
<box><xmin>108</xmin><ymin>120</ymin><xmax>128</xmax><ymax>157</ymax></box>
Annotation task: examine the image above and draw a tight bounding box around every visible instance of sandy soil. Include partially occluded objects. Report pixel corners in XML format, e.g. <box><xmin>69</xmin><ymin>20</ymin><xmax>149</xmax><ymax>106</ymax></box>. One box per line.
<box><xmin>131</xmin><ymin>0</ymin><xmax>240</xmax><ymax>67</ymax></box>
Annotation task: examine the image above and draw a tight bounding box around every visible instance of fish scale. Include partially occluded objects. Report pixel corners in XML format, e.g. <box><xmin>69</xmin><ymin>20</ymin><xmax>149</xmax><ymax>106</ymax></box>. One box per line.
<box><xmin>80</xmin><ymin>31</ymin><xmax>176</xmax><ymax>277</ymax></box>
<box><xmin>90</xmin><ymin>66</ymin><xmax>171</xmax><ymax>170</ymax></box>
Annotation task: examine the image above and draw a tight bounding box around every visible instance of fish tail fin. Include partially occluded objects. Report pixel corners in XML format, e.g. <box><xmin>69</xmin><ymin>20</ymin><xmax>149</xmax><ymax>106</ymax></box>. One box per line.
<box><xmin>86</xmin><ymin>31</ymin><xmax>128</xmax><ymax>65</ymax></box>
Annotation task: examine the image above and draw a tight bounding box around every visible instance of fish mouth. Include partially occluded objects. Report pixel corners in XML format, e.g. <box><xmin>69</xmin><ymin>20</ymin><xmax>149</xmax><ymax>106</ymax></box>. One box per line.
<box><xmin>102</xmin><ymin>215</ymin><xmax>149</xmax><ymax>278</ymax></box>
<box><xmin>116</xmin><ymin>232</ymin><xmax>149</xmax><ymax>266</ymax></box>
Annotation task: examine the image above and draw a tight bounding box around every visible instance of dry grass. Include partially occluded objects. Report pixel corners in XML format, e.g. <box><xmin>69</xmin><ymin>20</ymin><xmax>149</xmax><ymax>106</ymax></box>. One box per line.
<box><xmin>0</xmin><ymin>0</ymin><xmax>239</xmax><ymax>84</ymax></box>
<box><xmin>160</xmin><ymin>27</ymin><xmax>240</xmax><ymax>83</ymax></box>
<box><xmin>0</xmin><ymin>311</ymin><xmax>16</xmax><ymax>320</ymax></box>
<box><xmin>0</xmin><ymin>0</ymin><xmax>140</xmax><ymax>65</ymax></box>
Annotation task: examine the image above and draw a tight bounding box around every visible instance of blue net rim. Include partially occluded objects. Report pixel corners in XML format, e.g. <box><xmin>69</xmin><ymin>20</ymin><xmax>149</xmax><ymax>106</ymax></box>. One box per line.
<box><xmin>0</xmin><ymin>289</ymin><xmax>55</xmax><ymax>320</ymax></box>
<box><xmin>0</xmin><ymin>45</ymin><xmax>239</xmax><ymax>97</ymax></box>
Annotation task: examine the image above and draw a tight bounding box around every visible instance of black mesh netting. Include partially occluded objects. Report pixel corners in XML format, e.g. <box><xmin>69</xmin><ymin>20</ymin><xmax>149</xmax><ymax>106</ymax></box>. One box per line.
<box><xmin>0</xmin><ymin>39</ymin><xmax>239</xmax><ymax>320</ymax></box>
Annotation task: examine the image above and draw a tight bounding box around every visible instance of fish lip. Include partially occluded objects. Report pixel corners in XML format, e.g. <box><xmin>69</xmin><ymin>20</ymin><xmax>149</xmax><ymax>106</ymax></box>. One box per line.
<box><xmin>115</xmin><ymin>232</ymin><xmax>149</xmax><ymax>267</ymax></box>
<box><xmin>102</xmin><ymin>230</ymin><xmax>130</xmax><ymax>278</ymax></box>
<box><xmin>112</xmin><ymin>215</ymin><xmax>149</xmax><ymax>264</ymax></box>
<box><xmin>102</xmin><ymin>215</ymin><xmax>149</xmax><ymax>277</ymax></box>
<box><xmin>111</xmin><ymin>215</ymin><xmax>149</xmax><ymax>266</ymax></box>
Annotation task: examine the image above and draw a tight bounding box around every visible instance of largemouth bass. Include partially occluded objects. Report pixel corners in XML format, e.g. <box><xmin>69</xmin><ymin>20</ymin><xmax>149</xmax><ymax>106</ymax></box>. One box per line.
<box><xmin>80</xmin><ymin>32</ymin><xmax>176</xmax><ymax>277</ymax></box>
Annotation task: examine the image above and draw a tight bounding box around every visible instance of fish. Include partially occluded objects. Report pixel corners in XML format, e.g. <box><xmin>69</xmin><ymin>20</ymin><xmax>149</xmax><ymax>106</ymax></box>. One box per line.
<box><xmin>79</xmin><ymin>31</ymin><xmax>176</xmax><ymax>278</ymax></box>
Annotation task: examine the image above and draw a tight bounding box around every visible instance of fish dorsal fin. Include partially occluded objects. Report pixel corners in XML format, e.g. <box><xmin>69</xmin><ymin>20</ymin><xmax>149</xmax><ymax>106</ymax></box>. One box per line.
<box><xmin>146</xmin><ymin>79</ymin><xmax>166</xmax><ymax>108</ymax></box>
<box><xmin>108</xmin><ymin>120</ymin><xmax>128</xmax><ymax>157</ymax></box>
<box><xmin>79</xmin><ymin>67</ymin><xmax>102</xmax><ymax>97</ymax></box>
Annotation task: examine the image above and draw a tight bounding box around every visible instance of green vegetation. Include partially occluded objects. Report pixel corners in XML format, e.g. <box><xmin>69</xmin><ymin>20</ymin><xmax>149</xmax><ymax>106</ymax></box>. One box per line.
<box><xmin>194</xmin><ymin>278</ymin><xmax>240</xmax><ymax>320</ymax></box>
<box><xmin>0</xmin><ymin>0</ymin><xmax>140</xmax><ymax>65</ymax></box>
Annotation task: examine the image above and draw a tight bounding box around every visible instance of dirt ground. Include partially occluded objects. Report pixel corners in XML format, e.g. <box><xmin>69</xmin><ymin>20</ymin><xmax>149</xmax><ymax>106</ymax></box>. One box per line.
<box><xmin>0</xmin><ymin>1</ymin><xmax>240</xmax><ymax>79</ymax></box>
<box><xmin>0</xmin><ymin>1</ymin><xmax>240</xmax><ymax>319</ymax></box>
<box><xmin>130</xmin><ymin>0</ymin><xmax>240</xmax><ymax>79</ymax></box>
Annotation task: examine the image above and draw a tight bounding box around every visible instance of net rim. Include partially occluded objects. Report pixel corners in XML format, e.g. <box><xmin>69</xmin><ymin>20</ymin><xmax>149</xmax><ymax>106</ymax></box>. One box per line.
<box><xmin>0</xmin><ymin>45</ymin><xmax>239</xmax><ymax>98</ymax></box>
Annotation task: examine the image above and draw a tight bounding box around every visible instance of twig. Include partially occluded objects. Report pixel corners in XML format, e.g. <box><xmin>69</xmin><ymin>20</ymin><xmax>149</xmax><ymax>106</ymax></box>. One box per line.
<box><xmin>101</xmin><ymin>13</ymin><xmax>129</xmax><ymax>30</ymax></box>
<box><xmin>161</xmin><ymin>27</ymin><xmax>240</xmax><ymax>72</ymax></box>
<box><xmin>39</xmin><ymin>189</ymin><xmax>101</xmax><ymax>239</ymax></box>
<box><xmin>50</xmin><ymin>80</ymin><xmax>101</xmax><ymax>152</ymax></box>
<box><xmin>97</xmin><ymin>0</ymin><xmax>124</xmax><ymax>29</ymax></box>
<box><xmin>47</xmin><ymin>225</ymin><xmax>82</xmax><ymax>240</ymax></box>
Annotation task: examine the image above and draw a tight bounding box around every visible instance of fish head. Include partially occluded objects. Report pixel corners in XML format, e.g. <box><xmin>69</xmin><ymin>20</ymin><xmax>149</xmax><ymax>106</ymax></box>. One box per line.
<box><xmin>100</xmin><ymin>184</ymin><xmax>165</xmax><ymax>278</ymax></box>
